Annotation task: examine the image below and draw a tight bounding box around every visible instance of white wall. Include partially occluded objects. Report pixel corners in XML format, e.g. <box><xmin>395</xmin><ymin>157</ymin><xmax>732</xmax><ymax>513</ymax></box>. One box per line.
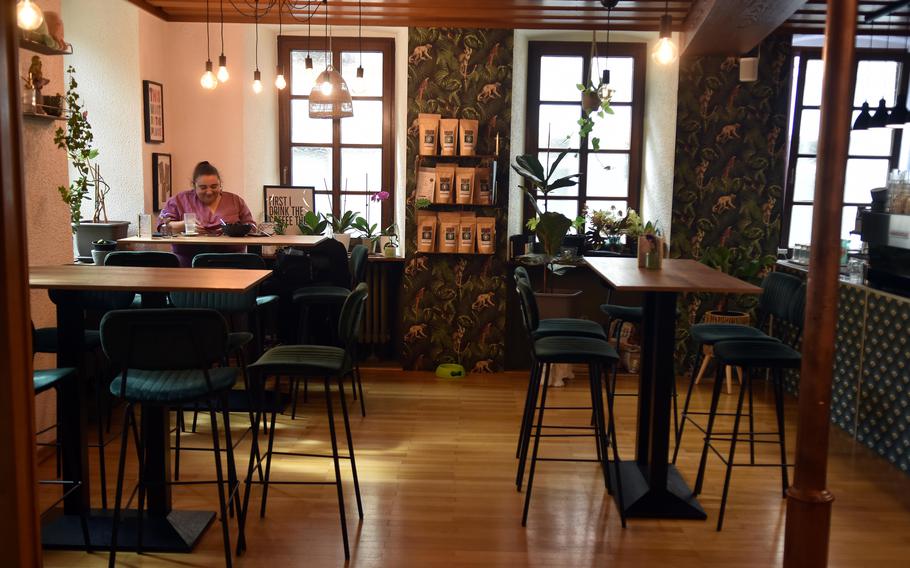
<box><xmin>510</xmin><ymin>29</ymin><xmax>679</xmax><ymax>236</ymax></box>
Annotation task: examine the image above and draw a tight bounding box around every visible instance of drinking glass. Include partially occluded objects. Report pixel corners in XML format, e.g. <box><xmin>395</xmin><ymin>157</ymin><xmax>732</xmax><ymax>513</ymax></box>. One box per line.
<box><xmin>183</xmin><ymin>212</ymin><xmax>198</xmax><ymax>234</ymax></box>
<box><xmin>138</xmin><ymin>213</ymin><xmax>152</xmax><ymax>238</ymax></box>
<box><xmin>847</xmin><ymin>259</ymin><xmax>865</xmax><ymax>284</ymax></box>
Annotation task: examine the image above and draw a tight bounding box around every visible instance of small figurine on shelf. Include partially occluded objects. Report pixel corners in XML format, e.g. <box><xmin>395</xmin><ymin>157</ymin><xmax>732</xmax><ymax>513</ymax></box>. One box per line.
<box><xmin>21</xmin><ymin>73</ymin><xmax>37</xmax><ymax>113</ymax></box>
<box><xmin>28</xmin><ymin>56</ymin><xmax>50</xmax><ymax>107</ymax></box>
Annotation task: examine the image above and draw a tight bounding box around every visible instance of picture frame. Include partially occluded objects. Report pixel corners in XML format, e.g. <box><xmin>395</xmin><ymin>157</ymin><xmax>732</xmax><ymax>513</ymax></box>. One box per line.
<box><xmin>152</xmin><ymin>153</ymin><xmax>172</xmax><ymax>212</ymax></box>
<box><xmin>263</xmin><ymin>185</ymin><xmax>315</xmax><ymax>234</ymax></box>
<box><xmin>143</xmin><ymin>80</ymin><xmax>164</xmax><ymax>143</ymax></box>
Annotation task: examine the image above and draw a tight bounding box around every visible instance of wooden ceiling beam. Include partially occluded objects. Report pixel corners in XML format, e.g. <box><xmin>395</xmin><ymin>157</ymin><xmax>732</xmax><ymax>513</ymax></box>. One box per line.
<box><xmin>680</xmin><ymin>0</ymin><xmax>808</xmax><ymax>56</ymax></box>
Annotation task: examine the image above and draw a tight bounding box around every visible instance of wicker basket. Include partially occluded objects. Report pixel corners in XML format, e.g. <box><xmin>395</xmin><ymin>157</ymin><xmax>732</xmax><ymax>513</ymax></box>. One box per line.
<box><xmin>701</xmin><ymin>310</ymin><xmax>750</xmax><ymax>356</ymax></box>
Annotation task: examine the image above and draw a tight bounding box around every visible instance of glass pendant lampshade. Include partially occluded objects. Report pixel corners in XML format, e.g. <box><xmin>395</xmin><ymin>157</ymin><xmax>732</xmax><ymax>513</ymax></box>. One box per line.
<box><xmin>652</xmin><ymin>15</ymin><xmax>678</xmax><ymax>65</ymax></box>
<box><xmin>309</xmin><ymin>66</ymin><xmax>354</xmax><ymax>119</ymax></box>
<box><xmin>252</xmin><ymin>69</ymin><xmax>263</xmax><ymax>94</ymax></box>
<box><xmin>217</xmin><ymin>54</ymin><xmax>230</xmax><ymax>82</ymax></box>
<box><xmin>869</xmin><ymin>98</ymin><xmax>890</xmax><ymax>129</ymax></box>
<box><xmin>200</xmin><ymin>60</ymin><xmax>218</xmax><ymax>90</ymax></box>
<box><xmin>887</xmin><ymin>103</ymin><xmax>908</xmax><ymax>129</ymax></box>
<box><xmin>17</xmin><ymin>0</ymin><xmax>44</xmax><ymax>31</ymax></box>
<box><xmin>275</xmin><ymin>65</ymin><xmax>287</xmax><ymax>90</ymax></box>
<box><xmin>852</xmin><ymin>101</ymin><xmax>872</xmax><ymax>131</ymax></box>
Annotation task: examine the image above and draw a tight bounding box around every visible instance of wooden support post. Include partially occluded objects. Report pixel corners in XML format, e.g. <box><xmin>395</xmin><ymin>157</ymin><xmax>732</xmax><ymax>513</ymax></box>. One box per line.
<box><xmin>783</xmin><ymin>1</ymin><xmax>858</xmax><ymax>567</ymax></box>
<box><xmin>0</xmin><ymin>1</ymin><xmax>42</xmax><ymax>566</ymax></box>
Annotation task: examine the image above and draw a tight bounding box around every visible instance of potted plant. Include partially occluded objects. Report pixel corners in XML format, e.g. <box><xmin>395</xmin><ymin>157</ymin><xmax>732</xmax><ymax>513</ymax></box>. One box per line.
<box><xmin>700</xmin><ymin>246</ymin><xmax>776</xmax><ymax>316</ymax></box>
<box><xmin>637</xmin><ymin>220</ymin><xmax>665</xmax><ymax>270</ymax></box>
<box><xmin>576</xmin><ymin>82</ymin><xmax>614</xmax><ymax>151</ymax></box>
<box><xmin>352</xmin><ymin>215</ymin><xmax>379</xmax><ymax>253</ymax></box>
<box><xmin>379</xmin><ymin>223</ymin><xmax>399</xmax><ymax>257</ymax></box>
<box><xmin>512</xmin><ymin>150</ymin><xmax>586</xmax><ymax>318</ymax></box>
<box><xmin>298</xmin><ymin>210</ymin><xmax>328</xmax><ymax>236</ymax></box>
<box><xmin>54</xmin><ymin>66</ymin><xmax>129</xmax><ymax>258</ymax></box>
<box><xmin>327</xmin><ymin>210</ymin><xmax>359</xmax><ymax>250</ymax></box>
<box><xmin>586</xmin><ymin>205</ymin><xmax>632</xmax><ymax>252</ymax></box>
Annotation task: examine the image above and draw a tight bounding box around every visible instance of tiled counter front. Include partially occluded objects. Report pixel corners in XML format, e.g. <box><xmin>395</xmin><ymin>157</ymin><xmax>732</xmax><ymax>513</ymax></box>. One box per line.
<box><xmin>777</xmin><ymin>262</ymin><xmax>910</xmax><ymax>474</ymax></box>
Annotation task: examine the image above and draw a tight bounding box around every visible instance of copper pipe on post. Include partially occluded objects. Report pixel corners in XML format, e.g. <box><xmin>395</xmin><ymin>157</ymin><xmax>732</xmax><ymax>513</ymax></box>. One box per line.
<box><xmin>783</xmin><ymin>1</ymin><xmax>858</xmax><ymax>567</ymax></box>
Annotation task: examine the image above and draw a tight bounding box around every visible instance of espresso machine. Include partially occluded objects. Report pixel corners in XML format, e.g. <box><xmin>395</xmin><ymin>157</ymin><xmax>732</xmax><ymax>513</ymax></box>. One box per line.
<box><xmin>859</xmin><ymin>199</ymin><xmax>910</xmax><ymax>297</ymax></box>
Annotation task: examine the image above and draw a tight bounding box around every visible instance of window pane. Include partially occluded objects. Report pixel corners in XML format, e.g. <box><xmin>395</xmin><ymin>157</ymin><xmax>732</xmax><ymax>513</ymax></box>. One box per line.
<box><xmin>341</xmin><ymin>51</ymin><xmax>383</xmax><ymax>97</ymax></box>
<box><xmin>539</xmin><ymin>56</ymin><xmax>583</xmax><ymax>101</ymax></box>
<box><xmin>793</xmin><ymin>158</ymin><xmax>816</xmax><ymax>202</ymax></box>
<box><xmin>854</xmin><ymin>60</ymin><xmax>899</xmax><ymax>107</ymax></box>
<box><xmin>798</xmin><ymin>109</ymin><xmax>820</xmax><ymax>154</ymax></box>
<box><xmin>314</xmin><ymin>192</ymin><xmax>333</xmax><ymax>218</ymax></box>
<box><xmin>586</xmin><ymin>154</ymin><xmax>629</xmax><ymax>198</ymax></box>
<box><xmin>292</xmin><ymin>146</ymin><xmax>333</xmax><ymax>190</ymax></box>
<box><xmin>340</xmin><ymin>193</ymin><xmax>382</xmax><ymax>230</ymax></box>
<box><xmin>291</xmin><ymin>50</ymin><xmax>330</xmax><ymax>95</ymax></box>
<box><xmin>541</xmin><ymin>198</ymin><xmax>579</xmax><ymax>221</ymax></box>
<box><xmin>291</xmin><ymin>100</ymin><xmax>332</xmax><ymax>144</ymax></box>
<box><xmin>340</xmin><ymin>148</ymin><xmax>382</xmax><ymax>193</ymax></box>
<box><xmin>591</xmin><ymin>57</ymin><xmax>634</xmax><ymax>103</ymax></box>
<box><xmin>538</xmin><ymin>104</ymin><xmax>581</xmax><ymax>149</ymax></box>
<box><xmin>537</xmin><ymin>152</ymin><xmax>579</xmax><ymax>197</ymax></box>
<box><xmin>803</xmin><ymin>59</ymin><xmax>824</xmax><ymax>107</ymax></box>
<box><xmin>788</xmin><ymin>204</ymin><xmax>813</xmax><ymax>248</ymax></box>
<box><xmin>342</xmin><ymin>100</ymin><xmax>383</xmax><ymax>145</ymax></box>
<box><xmin>842</xmin><ymin>206</ymin><xmax>862</xmax><ymax>250</ymax></box>
<box><xmin>591</xmin><ymin>106</ymin><xmax>631</xmax><ymax>150</ymax></box>
<box><xmin>849</xmin><ymin>111</ymin><xmax>894</xmax><ymax>156</ymax></box>
<box><xmin>845</xmin><ymin>158</ymin><xmax>888</xmax><ymax>203</ymax></box>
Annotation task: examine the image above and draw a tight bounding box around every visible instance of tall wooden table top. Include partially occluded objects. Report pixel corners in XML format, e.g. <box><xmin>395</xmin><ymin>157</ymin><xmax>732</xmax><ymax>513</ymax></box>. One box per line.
<box><xmin>119</xmin><ymin>234</ymin><xmax>327</xmax><ymax>247</ymax></box>
<box><xmin>29</xmin><ymin>265</ymin><xmax>271</xmax><ymax>292</ymax></box>
<box><xmin>586</xmin><ymin>257</ymin><xmax>762</xmax><ymax>294</ymax></box>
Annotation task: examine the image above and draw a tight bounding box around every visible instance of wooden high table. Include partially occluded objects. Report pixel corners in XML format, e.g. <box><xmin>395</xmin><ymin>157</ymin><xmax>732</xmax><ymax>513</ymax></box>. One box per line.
<box><xmin>586</xmin><ymin>257</ymin><xmax>761</xmax><ymax>519</ymax></box>
<box><xmin>29</xmin><ymin>264</ymin><xmax>272</xmax><ymax>552</ymax></box>
<box><xmin>119</xmin><ymin>233</ymin><xmax>327</xmax><ymax>256</ymax></box>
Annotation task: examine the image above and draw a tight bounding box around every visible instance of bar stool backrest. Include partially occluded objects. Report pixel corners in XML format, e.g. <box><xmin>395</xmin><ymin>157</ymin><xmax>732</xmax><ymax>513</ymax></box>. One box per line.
<box><xmin>100</xmin><ymin>308</ymin><xmax>228</xmax><ymax>372</ymax></box>
<box><xmin>338</xmin><ymin>283</ymin><xmax>369</xmax><ymax>353</ymax></box>
<box><xmin>309</xmin><ymin>238</ymin><xmax>352</xmax><ymax>288</ymax></box>
<box><xmin>350</xmin><ymin>245</ymin><xmax>369</xmax><ymax>286</ymax></box>
<box><xmin>192</xmin><ymin>252</ymin><xmax>266</xmax><ymax>269</ymax></box>
<box><xmin>515</xmin><ymin>277</ymin><xmax>540</xmax><ymax>338</ymax></box>
<box><xmin>757</xmin><ymin>272</ymin><xmax>803</xmax><ymax>330</ymax></box>
<box><xmin>786</xmin><ymin>283</ymin><xmax>808</xmax><ymax>332</ymax></box>
<box><xmin>104</xmin><ymin>251</ymin><xmax>180</xmax><ymax>268</ymax></box>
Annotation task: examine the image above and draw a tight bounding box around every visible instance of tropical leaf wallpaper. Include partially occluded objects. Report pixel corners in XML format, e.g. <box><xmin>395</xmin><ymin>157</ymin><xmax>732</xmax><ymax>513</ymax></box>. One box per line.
<box><xmin>401</xmin><ymin>28</ymin><xmax>513</xmax><ymax>372</ymax></box>
<box><xmin>670</xmin><ymin>35</ymin><xmax>792</xmax><ymax>369</ymax></box>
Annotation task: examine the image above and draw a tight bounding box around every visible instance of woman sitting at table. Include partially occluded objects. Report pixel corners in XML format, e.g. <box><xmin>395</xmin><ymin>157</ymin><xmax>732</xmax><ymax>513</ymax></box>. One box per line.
<box><xmin>157</xmin><ymin>161</ymin><xmax>255</xmax><ymax>266</ymax></box>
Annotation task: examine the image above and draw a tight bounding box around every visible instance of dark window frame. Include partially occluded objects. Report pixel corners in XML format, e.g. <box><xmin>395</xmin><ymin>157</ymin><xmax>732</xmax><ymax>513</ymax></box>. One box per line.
<box><xmin>278</xmin><ymin>36</ymin><xmax>396</xmax><ymax>228</ymax></box>
<box><xmin>781</xmin><ymin>47</ymin><xmax>909</xmax><ymax>247</ymax></box>
<box><xmin>524</xmin><ymin>41</ymin><xmax>646</xmax><ymax>225</ymax></box>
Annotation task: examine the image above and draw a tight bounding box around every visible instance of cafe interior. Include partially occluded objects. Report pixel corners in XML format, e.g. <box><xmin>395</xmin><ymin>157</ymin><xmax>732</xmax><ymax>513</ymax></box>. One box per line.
<box><xmin>2</xmin><ymin>0</ymin><xmax>909</xmax><ymax>566</ymax></box>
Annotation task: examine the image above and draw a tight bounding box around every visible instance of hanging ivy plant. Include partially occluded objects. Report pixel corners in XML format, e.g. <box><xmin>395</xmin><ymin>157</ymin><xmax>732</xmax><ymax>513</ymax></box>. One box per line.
<box><xmin>577</xmin><ymin>83</ymin><xmax>614</xmax><ymax>151</ymax></box>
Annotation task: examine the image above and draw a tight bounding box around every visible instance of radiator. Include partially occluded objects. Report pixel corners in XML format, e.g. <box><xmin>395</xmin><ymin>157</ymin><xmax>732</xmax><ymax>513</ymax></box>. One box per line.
<box><xmin>361</xmin><ymin>262</ymin><xmax>391</xmax><ymax>345</ymax></box>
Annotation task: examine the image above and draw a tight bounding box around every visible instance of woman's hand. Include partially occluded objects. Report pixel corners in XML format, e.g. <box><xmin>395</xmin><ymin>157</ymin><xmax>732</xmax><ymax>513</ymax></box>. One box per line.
<box><xmin>167</xmin><ymin>220</ymin><xmax>186</xmax><ymax>233</ymax></box>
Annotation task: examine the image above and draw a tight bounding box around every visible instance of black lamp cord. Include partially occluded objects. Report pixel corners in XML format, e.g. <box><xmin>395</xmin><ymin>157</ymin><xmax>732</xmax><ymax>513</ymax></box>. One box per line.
<box><xmin>219</xmin><ymin>0</ymin><xmax>224</xmax><ymax>58</ymax></box>
<box><xmin>255</xmin><ymin>0</ymin><xmax>259</xmax><ymax>72</ymax></box>
<box><xmin>205</xmin><ymin>0</ymin><xmax>211</xmax><ymax>61</ymax></box>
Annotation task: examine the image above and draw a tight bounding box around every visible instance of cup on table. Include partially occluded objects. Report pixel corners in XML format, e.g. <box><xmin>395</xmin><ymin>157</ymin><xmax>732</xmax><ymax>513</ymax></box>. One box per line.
<box><xmin>184</xmin><ymin>213</ymin><xmax>198</xmax><ymax>234</ymax></box>
<box><xmin>138</xmin><ymin>213</ymin><xmax>153</xmax><ymax>238</ymax></box>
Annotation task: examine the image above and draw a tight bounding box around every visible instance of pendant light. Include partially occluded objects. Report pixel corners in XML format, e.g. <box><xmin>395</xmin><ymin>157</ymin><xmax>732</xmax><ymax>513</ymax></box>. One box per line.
<box><xmin>652</xmin><ymin>0</ymin><xmax>678</xmax><ymax>66</ymax></box>
<box><xmin>309</xmin><ymin>0</ymin><xmax>353</xmax><ymax>119</ymax></box>
<box><xmin>217</xmin><ymin>0</ymin><xmax>229</xmax><ymax>82</ymax></box>
<box><xmin>303</xmin><ymin>0</ymin><xmax>316</xmax><ymax>86</ymax></box>
<box><xmin>274</xmin><ymin>0</ymin><xmax>287</xmax><ymax>90</ymax></box>
<box><xmin>252</xmin><ymin>0</ymin><xmax>262</xmax><ymax>93</ymax></box>
<box><xmin>350</xmin><ymin>0</ymin><xmax>366</xmax><ymax>95</ymax></box>
<box><xmin>200</xmin><ymin>0</ymin><xmax>218</xmax><ymax>90</ymax></box>
<box><xmin>17</xmin><ymin>0</ymin><xmax>44</xmax><ymax>31</ymax></box>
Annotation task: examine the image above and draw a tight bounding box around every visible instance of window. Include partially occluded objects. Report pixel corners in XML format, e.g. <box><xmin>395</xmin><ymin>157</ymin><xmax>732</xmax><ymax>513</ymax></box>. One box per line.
<box><xmin>525</xmin><ymin>42</ymin><xmax>646</xmax><ymax>223</ymax></box>
<box><xmin>783</xmin><ymin>50</ymin><xmax>908</xmax><ymax>249</ymax></box>
<box><xmin>279</xmin><ymin>37</ymin><xmax>395</xmax><ymax>229</ymax></box>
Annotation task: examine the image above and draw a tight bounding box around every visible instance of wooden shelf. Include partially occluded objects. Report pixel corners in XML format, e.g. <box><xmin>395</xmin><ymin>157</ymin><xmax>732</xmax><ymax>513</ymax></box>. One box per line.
<box><xmin>418</xmin><ymin>154</ymin><xmax>497</xmax><ymax>160</ymax></box>
<box><xmin>19</xmin><ymin>32</ymin><xmax>73</xmax><ymax>55</ymax></box>
<box><xmin>417</xmin><ymin>202</ymin><xmax>496</xmax><ymax>209</ymax></box>
<box><xmin>416</xmin><ymin>251</ymin><xmax>494</xmax><ymax>255</ymax></box>
<box><xmin>23</xmin><ymin>111</ymin><xmax>67</xmax><ymax>122</ymax></box>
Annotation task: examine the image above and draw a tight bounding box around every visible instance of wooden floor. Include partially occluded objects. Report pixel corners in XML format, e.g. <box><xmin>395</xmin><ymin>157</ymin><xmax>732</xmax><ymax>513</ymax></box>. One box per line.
<box><xmin>40</xmin><ymin>369</ymin><xmax>910</xmax><ymax>567</ymax></box>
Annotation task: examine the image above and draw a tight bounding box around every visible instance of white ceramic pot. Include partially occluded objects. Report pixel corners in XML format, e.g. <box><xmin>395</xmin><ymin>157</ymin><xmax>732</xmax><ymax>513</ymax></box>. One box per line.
<box><xmin>333</xmin><ymin>233</ymin><xmax>351</xmax><ymax>251</ymax></box>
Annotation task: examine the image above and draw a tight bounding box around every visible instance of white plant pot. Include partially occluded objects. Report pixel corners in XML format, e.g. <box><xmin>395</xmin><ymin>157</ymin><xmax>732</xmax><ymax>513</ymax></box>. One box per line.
<box><xmin>333</xmin><ymin>233</ymin><xmax>351</xmax><ymax>251</ymax></box>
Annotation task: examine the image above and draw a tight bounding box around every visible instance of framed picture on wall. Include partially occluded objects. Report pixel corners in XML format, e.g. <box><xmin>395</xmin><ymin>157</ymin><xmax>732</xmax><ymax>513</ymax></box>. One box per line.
<box><xmin>263</xmin><ymin>185</ymin><xmax>315</xmax><ymax>234</ymax></box>
<box><xmin>143</xmin><ymin>80</ymin><xmax>164</xmax><ymax>143</ymax></box>
<box><xmin>152</xmin><ymin>153</ymin><xmax>172</xmax><ymax>211</ymax></box>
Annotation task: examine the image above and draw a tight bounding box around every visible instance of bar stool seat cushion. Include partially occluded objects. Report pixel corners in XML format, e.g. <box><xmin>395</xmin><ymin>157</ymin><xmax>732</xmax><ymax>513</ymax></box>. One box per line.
<box><xmin>599</xmin><ymin>304</ymin><xmax>643</xmax><ymax>323</ymax></box>
<box><xmin>33</xmin><ymin>368</ymin><xmax>77</xmax><ymax>394</ymax></box>
<box><xmin>109</xmin><ymin>367</ymin><xmax>238</xmax><ymax>403</ymax></box>
<box><xmin>713</xmin><ymin>340</ymin><xmax>802</xmax><ymax>369</ymax></box>
<box><xmin>33</xmin><ymin>328</ymin><xmax>101</xmax><ymax>354</ymax></box>
<box><xmin>228</xmin><ymin>331</ymin><xmax>254</xmax><ymax>351</ymax></box>
<box><xmin>533</xmin><ymin>336</ymin><xmax>619</xmax><ymax>363</ymax></box>
<box><xmin>534</xmin><ymin>318</ymin><xmax>607</xmax><ymax>340</ymax></box>
<box><xmin>691</xmin><ymin>323</ymin><xmax>776</xmax><ymax>345</ymax></box>
<box><xmin>249</xmin><ymin>344</ymin><xmax>347</xmax><ymax>374</ymax></box>
<box><xmin>292</xmin><ymin>286</ymin><xmax>349</xmax><ymax>305</ymax></box>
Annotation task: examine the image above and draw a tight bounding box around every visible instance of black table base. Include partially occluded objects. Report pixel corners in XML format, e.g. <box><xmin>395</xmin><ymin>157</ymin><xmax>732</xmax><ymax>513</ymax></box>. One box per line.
<box><xmin>41</xmin><ymin>509</ymin><xmax>215</xmax><ymax>551</ymax></box>
<box><xmin>610</xmin><ymin>461</ymin><xmax>707</xmax><ymax>519</ymax></box>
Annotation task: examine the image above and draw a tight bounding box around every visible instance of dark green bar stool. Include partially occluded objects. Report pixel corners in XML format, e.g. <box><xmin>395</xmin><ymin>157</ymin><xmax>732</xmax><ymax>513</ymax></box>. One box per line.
<box><xmin>514</xmin><ymin>277</ymin><xmax>626</xmax><ymax>528</ymax></box>
<box><xmin>104</xmin><ymin>251</ymin><xmax>181</xmax><ymax>308</ymax></box>
<box><xmin>237</xmin><ymin>283</ymin><xmax>369</xmax><ymax>561</ymax></box>
<box><xmin>100</xmin><ymin>308</ymin><xmax>241</xmax><ymax>568</ymax></box>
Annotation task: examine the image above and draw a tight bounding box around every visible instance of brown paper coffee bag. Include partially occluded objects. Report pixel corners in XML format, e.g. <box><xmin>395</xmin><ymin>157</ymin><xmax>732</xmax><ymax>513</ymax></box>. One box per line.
<box><xmin>418</xmin><ymin>113</ymin><xmax>441</xmax><ymax>155</ymax></box>
<box><xmin>417</xmin><ymin>213</ymin><xmax>437</xmax><ymax>252</ymax></box>
<box><xmin>459</xmin><ymin>119</ymin><xmax>478</xmax><ymax>156</ymax></box>
<box><xmin>474</xmin><ymin>167</ymin><xmax>492</xmax><ymax>204</ymax></box>
<box><xmin>416</xmin><ymin>167</ymin><xmax>437</xmax><ymax>202</ymax></box>
<box><xmin>437</xmin><ymin>212</ymin><xmax>460</xmax><ymax>254</ymax></box>
<box><xmin>458</xmin><ymin>213</ymin><xmax>476</xmax><ymax>254</ymax></box>
<box><xmin>439</xmin><ymin>119</ymin><xmax>459</xmax><ymax>156</ymax></box>
<box><xmin>476</xmin><ymin>217</ymin><xmax>495</xmax><ymax>254</ymax></box>
<box><xmin>435</xmin><ymin>165</ymin><xmax>455</xmax><ymax>203</ymax></box>
<box><xmin>455</xmin><ymin>167</ymin><xmax>475</xmax><ymax>204</ymax></box>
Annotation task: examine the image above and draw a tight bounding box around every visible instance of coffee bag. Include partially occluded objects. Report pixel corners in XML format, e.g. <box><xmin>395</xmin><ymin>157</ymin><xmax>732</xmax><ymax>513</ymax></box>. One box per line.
<box><xmin>439</xmin><ymin>118</ymin><xmax>459</xmax><ymax>156</ymax></box>
<box><xmin>418</xmin><ymin>113</ymin><xmax>441</xmax><ymax>155</ymax></box>
<box><xmin>437</xmin><ymin>212</ymin><xmax>460</xmax><ymax>254</ymax></box>
<box><xmin>474</xmin><ymin>167</ymin><xmax>492</xmax><ymax>204</ymax></box>
<box><xmin>458</xmin><ymin>213</ymin><xmax>476</xmax><ymax>254</ymax></box>
<box><xmin>476</xmin><ymin>217</ymin><xmax>495</xmax><ymax>254</ymax></box>
<box><xmin>435</xmin><ymin>165</ymin><xmax>455</xmax><ymax>203</ymax></box>
<box><xmin>416</xmin><ymin>167</ymin><xmax>437</xmax><ymax>202</ymax></box>
<box><xmin>417</xmin><ymin>213</ymin><xmax>437</xmax><ymax>253</ymax></box>
<box><xmin>455</xmin><ymin>167</ymin><xmax>475</xmax><ymax>204</ymax></box>
<box><xmin>459</xmin><ymin>119</ymin><xmax>479</xmax><ymax>156</ymax></box>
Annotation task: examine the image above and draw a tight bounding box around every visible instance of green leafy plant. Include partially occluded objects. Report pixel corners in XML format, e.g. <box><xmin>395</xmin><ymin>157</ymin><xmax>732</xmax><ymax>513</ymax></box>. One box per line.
<box><xmin>54</xmin><ymin>66</ymin><xmax>107</xmax><ymax>230</ymax></box>
<box><xmin>415</xmin><ymin>197</ymin><xmax>432</xmax><ymax>209</ymax></box>
<box><xmin>327</xmin><ymin>210</ymin><xmax>360</xmax><ymax>234</ymax></box>
<box><xmin>577</xmin><ymin>83</ymin><xmax>614</xmax><ymax>151</ymax></box>
<box><xmin>273</xmin><ymin>216</ymin><xmax>288</xmax><ymax>235</ymax></box>
<box><xmin>512</xmin><ymin>151</ymin><xmax>583</xmax><ymax>290</ymax></box>
<box><xmin>297</xmin><ymin>211</ymin><xmax>328</xmax><ymax>235</ymax></box>
<box><xmin>700</xmin><ymin>245</ymin><xmax>776</xmax><ymax>309</ymax></box>
<box><xmin>352</xmin><ymin>216</ymin><xmax>379</xmax><ymax>239</ymax></box>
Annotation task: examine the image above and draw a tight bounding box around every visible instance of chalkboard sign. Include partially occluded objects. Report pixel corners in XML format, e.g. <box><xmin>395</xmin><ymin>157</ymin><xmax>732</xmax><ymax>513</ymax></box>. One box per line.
<box><xmin>263</xmin><ymin>185</ymin><xmax>315</xmax><ymax>234</ymax></box>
